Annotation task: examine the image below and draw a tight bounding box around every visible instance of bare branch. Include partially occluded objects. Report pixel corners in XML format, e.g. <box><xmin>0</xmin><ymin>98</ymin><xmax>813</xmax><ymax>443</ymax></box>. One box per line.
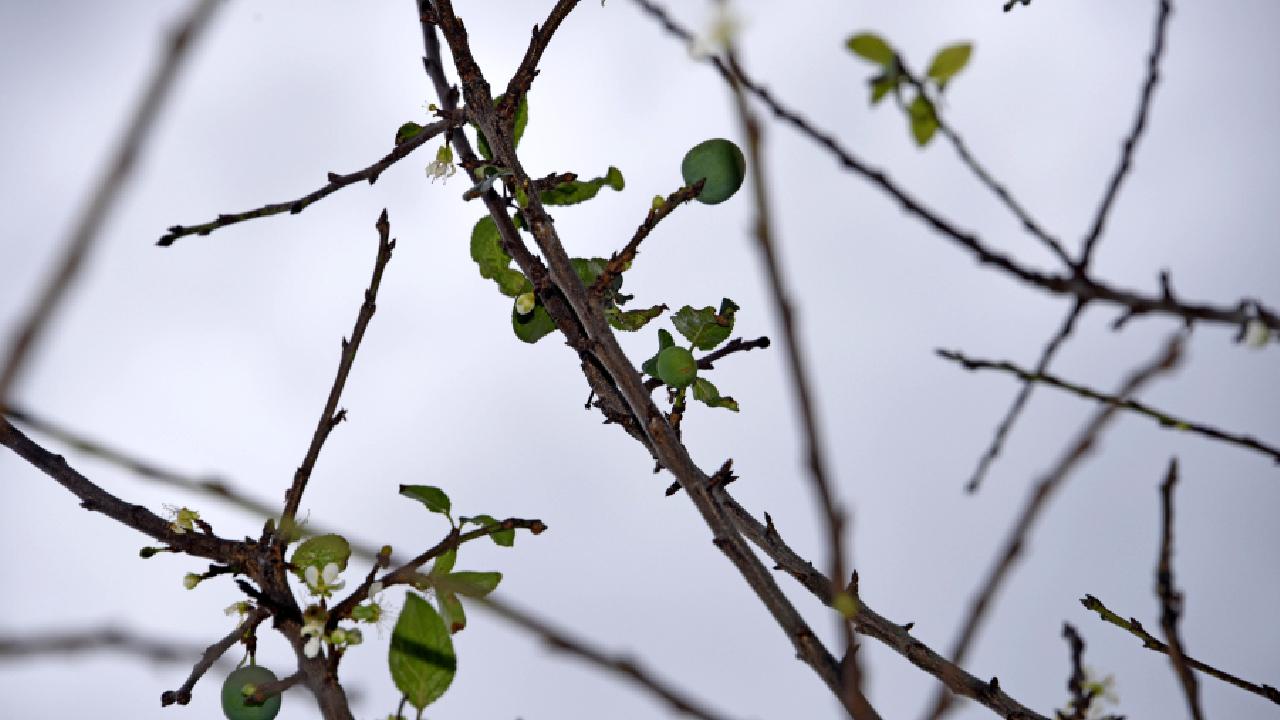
<box><xmin>498</xmin><ymin>0</ymin><xmax>582</xmax><ymax>129</ymax></box>
<box><xmin>278</xmin><ymin>210</ymin><xmax>397</xmax><ymax>530</ymax></box>
<box><xmin>591</xmin><ymin>180</ymin><xmax>705</xmax><ymax>297</ymax></box>
<box><xmin>1081</xmin><ymin>594</ymin><xmax>1280</xmax><ymax>706</ymax></box>
<box><xmin>0</xmin><ymin>626</ymin><xmax>229</xmax><ymax>669</ymax></box>
<box><xmin>1155</xmin><ymin>459</ymin><xmax>1205</xmax><ymax>720</ymax></box>
<box><xmin>162</xmin><ymin>607</ymin><xmax>271</xmax><ymax>706</ymax></box>
<box><xmin>0</xmin><ymin>0</ymin><xmax>223</xmax><ymax>407</ymax></box>
<box><xmin>937</xmin><ymin>347</ymin><xmax>1280</xmax><ymax>465</ymax></box>
<box><xmin>924</xmin><ymin>334</ymin><xmax>1184</xmax><ymax>720</ymax></box>
<box><xmin>157</xmin><ymin>118</ymin><xmax>455</xmax><ymax>245</ymax></box>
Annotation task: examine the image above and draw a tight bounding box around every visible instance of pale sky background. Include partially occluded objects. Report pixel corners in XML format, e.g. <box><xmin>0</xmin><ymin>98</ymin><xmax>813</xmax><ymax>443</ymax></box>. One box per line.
<box><xmin>1</xmin><ymin>1</ymin><xmax>1277</xmax><ymax>719</ymax></box>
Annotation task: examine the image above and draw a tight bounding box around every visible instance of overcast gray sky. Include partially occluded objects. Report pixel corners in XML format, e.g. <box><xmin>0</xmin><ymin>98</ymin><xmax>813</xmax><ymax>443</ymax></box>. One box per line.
<box><xmin>2</xmin><ymin>1</ymin><xmax>1277</xmax><ymax>719</ymax></box>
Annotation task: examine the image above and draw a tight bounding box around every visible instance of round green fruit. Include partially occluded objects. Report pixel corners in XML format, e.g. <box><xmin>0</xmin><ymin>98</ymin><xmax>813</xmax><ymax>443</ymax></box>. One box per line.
<box><xmin>681</xmin><ymin>138</ymin><xmax>746</xmax><ymax>205</ymax></box>
<box><xmin>655</xmin><ymin>346</ymin><xmax>698</xmax><ymax>388</ymax></box>
<box><xmin>221</xmin><ymin>665</ymin><xmax>282</xmax><ymax>720</ymax></box>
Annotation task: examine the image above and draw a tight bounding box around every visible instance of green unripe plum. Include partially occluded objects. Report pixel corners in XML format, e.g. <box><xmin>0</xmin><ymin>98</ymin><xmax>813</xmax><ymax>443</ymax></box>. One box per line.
<box><xmin>681</xmin><ymin>138</ymin><xmax>746</xmax><ymax>205</ymax></box>
<box><xmin>221</xmin><ymin>665</ymin><xmax>282</xmax><ymax>720</ymax></box>
<box><xmin>656</xmin><ymin>346</ymin><xmax>698</xmax><ymax>388</ymax></box>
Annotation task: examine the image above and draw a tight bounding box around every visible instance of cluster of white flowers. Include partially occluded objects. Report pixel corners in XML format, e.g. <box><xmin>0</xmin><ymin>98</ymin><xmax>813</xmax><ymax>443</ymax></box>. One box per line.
<box><xmin>426</xmin><ymin>144</ymin><xmax>456</xmax><ymax>184</ymax></box>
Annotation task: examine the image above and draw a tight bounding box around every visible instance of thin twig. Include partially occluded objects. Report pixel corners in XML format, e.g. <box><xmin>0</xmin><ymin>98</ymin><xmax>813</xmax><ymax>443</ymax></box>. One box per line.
<box><xmin>724</xmin><ymin>46</ymin><xmax>874</xmax><ymax>719</ymax></box>
<box><xmin>923</xmin><ymin>335</ymin><xmax>1183</xmax><ymax>720</ymax></box>
<box><xmin>1081</xmin><ymin>594</ymin><xmax>1280</xmax><ymax>706</ymax></box>
<box><xmin>627</xmin><ymin>0</ymin><xmax>1279</xmax><ymax>337</ymax></box>
<box><xmin>965</xmin><ymin>300</ymin><xmax>1086</xmax><ymax>492</ymax></box>
<box><xmin>591</xmin><ymin>181</ymin><xmax>705</xmax><ymax>296</ymax></box>
<box><xmin>1078</xmin><ymin>0</ymin><xmax>1173</xmax><ymax>269</ymax></box>
<box><xmin>476</xmin><ymin>596</ymin><xmax>743</xmax><ymax>720</ymax></box>
<box><xmin>162</xmin><ymin>607</ymin><xmax>271</xmax><ymax>706</ymax></box>
<box><xmin>0</xmin><ymin>626</ymin><xmax>232</xmax><ymax>669</ymax></box>
<box><xmin>248</xmin><ymin>671</ymin><xmax>305</xmax><ymax>705</ymax></box>
<box><xmin>715</xmin><ymin>491</ymin><xmax>1051</xmax><ymax>720</ymax></box>
<box><xmin>278</xmin><ymin>210</ymin><xmax>397</xmax><ymax>531</ymax></box>
<box><xmin>497</xmin><ymin>0</ymin><xmax>581</xmax><ymax>130</ymax></box>
<box><xmin>1059</xmin><ymin>624</ymin><xmax>1098</xmax><ymax>720</ymax></box>
<box><xmin>0</xmin><ymin>0</ymin><xmax>223</xmax><ymax>407</ymax></box>
<box><xmin>157</xmin><ymin>119</ymin><xmax>455</xmax><ymax>245</ymax></box>
<box><xmin>937</xmin><ymin>348</ymin><xmax>1280</xmax><ymax>465</ymax></box>
<box><xmin>643</xmin><ymin>336</ymin><xmax>772</xmax><ymax>393</ymax></box>
<box><xmin>1156</xmin><ymin>459</ymin><xmax>1205</xmax><ymax>720</ymax></box>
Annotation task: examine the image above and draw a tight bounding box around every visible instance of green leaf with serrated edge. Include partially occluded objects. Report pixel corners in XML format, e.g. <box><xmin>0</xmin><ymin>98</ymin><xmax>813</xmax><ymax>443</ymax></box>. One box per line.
<box><xmin>462</xmin><ymin>515</ymin><xmax>515</xmax><ymax>546</ymax></box>
<box><xmin>908</xmin><ymin>93</ymin><xmax>939</xmax><ymax>146</ymax></box>
<box><xmin>399</xmin><ymin>485</ymin><xmax>452</xmax><ymax>518</ymax></box>
<box><xmin>692</xmin><ymin>377</ymin><xmax>740</xmax><ymax>412</ymax></box>
<box><xmin>396</xmin><ymin>121</ymin><xmax>424</xmax><ymax>145</ymax></box>
<box><xmin>512</xmin><ymin>302</ymin><xmax>556</xmax><ymax>344</ymax></box>
<box><xmin>291</xmin><ymin>534</ymin><xmax>351</xmax><ymax>578</ymax></box>
<box><xmin>926</xmin><ymin>42</ymin><xmax>972</xmax><ymax>89</ymax></box>
<box><xmin>389</xmin><ymin>592</ymin><xmax>456</xmax><ymax>711</ymax></box>
<box><xmin>606</xmin><ymin>304</ymin><xmax>666</xmax><ymax>332</ymax></box>
<box><xmin>476</xmin><ymin>94</ymin><xmax>529</xmax><ymax>161</ymax></box>
<box><xmin>540</xmin><ymin>167</ymin><xmax>626</xmax><ymax>206</ymax></box>
<box><xmin>438</xmin><ymin>590</ymin><xmax>466</xmax><ymax>634</ymax></box>
<box><xmin>672</xmin><ymin>300</ymin><xmax>737</xmax><ymax>350</ymax></box>
<box><xmin>430</xmin><ymin>549</ymin><xmax>457</xmax><ymax>577</ymax></box>
<box><xmin>846</xmin><ymin>33</ymin><xmax>895</xmax><ymax>67</ymax></box>
<box><xmin>439</xmin><ymin>571</ymin><xmax>502</xmax><ymax>598</ymax></box>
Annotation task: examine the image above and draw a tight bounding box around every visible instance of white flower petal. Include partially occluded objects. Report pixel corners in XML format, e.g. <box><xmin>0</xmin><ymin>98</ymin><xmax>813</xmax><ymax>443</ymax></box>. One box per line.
<box><xmin>304</xmin><ymin>565</ymin><xmax>320</xmax><ymax>588</ymax></box>
<box><xmin>322</xmin><ymin>563</ymin><xmax>341</xmax><ymax>583</ymax></box>
<box><xmin>304</xmin><ymin>636</ymin><xmax>321</xmax><ymax>658</ymax></box>
<box><xmin>367</xmin><ymin>581</ymin><xmax>383</xmax><ymax>597</ymax></box>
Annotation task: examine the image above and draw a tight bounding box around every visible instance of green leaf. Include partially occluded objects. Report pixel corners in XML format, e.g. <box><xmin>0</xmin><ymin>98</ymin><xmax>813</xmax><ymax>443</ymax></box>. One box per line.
<box><xmin>430</xmin><ymin>549</ymin><xmax>457</xmax><ymax>577</ymax></box>
<box><xmin>845</xmin><ymin>33</ymin><xmax>895</xmax><ymax>67</ymax></box>
<box><xmin>290</xmin><ymin>534</ymin><xmax>351</xmax><ymax>577</ymax></box>
<box><xmin>570</xmin><ymin>257</ymin><xmax>609</xmax><ymax>287</ymax></box>
<box><xmin>439</xmin><ymin>571</ymin><xmax>503</xmax><ymax>599</ymax></box>
<box><xmin>463</xmin><ymin>514</ymin><xmax>515</xmax><ymax>546</ymax></box>
<box><xmin>494</xmin><ymin>268</ymin><xmax>532</xmax><ymax>297</ymax></box>
<box><xmin>908</xmin><ymin>93</ymin><xmax>939</xmax><ymax>146</ymax></box>
<box><xmin>438</xmin><ymin>590</ymin><xmax>466</xmax><ymax>634</ymax></box>
<box><xmin>389</xmin><ymin>592</ymin><xmax>456</xmax><ymax>711</ymax></box>
<box><xmin>692</xmin><ymin>377</ymin><xmax>740</xmax><ymax>412</ymax></box>
<box><xmin>672</xmin><ymin>299</ymin><xmax>738</xmax><ymax>350</ymax></box>
<box><xmin>870</xmin><ymin>72</ymin><xmax>899</xmax><ymax>105</ymax></box>
<box><xmin>512</xmin><ymin>302</ymin><xmax>556</xmax><ymax>344</ymax></box>
<box><xmin>395</xmin><ymin>121</ymin><xmax>424</xmax><ymax>145</ymax></box>
<box><xmin>399</xmin><ymin>485</ymin><xmax>452</xmax><ymax>519</ymax></box>
<box><xmin>470</xmin><ymin>217</ymin><xmax>531</xmax><ymax>297</ymax></box>
<box><xmin>926</xmin><ymin>42</ymin><xmax>972</xmax><ymax>89</ymax></box>
<box><xmin>606</xmin><ymin>304</ymin><xmax>666</xmax><ymax>332</ymax></box>
<box><xmin>476</xmin><ymin>94</ymin><xmax>530</xmax><ymax>161</ymax></box>
<box><xmin>540</xmin><ymin>167</ymin><xmax>625</xmax><ymax>206</ymax></box>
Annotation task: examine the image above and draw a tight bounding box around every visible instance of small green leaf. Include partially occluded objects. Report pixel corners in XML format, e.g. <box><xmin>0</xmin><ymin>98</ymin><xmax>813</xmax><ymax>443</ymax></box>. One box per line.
<box><xmin>430</xmin><ymin>549</ymin><xmax>457</xmax><ymax>577</ymax></box>
<box><xmin>908</xmin><ymin>93</ymin><xmax>939</xmax><ymax>146</ymax></box>
<box><xmin>399</xmin><ymin>485</ymin><xmax>452</xmax><ymax>519</ymax></box>
<box><xmin>438</xmin><ymin>590</ymin><xmax>466</xmax><ymax>634</ymax></box>
<box><xmin>540</xmin><ymin>167</ymin><xmax>626</xmax><ymax>206</ymax></box>
<box><xmin>870</xmin><ymin>72</ymin><xmax>899</xmax><ymax>105</ymax></box>
<box><xmin>495</xmin><ymin>268</ymin><xmax>533</xmax><ymax>298</ymax></box>
<box><xmin>470</xmin><ymin>217</ymin><xmax>530</xmax><ymax>297</ymax></box>
<box><xmin>845</xmin><ymin>33</ymin><xmax>895</xmax><ymax>67</ymax></box>
<box><xmin>672</xmin><ymin>299</ymin><xmax>738</xmax><ymax>350</ymax></box>
<box><xmin>606</xmin><ymin>304</ymin><xmax>666</xmax><ymax>332</ymax></box>
<box><xmin>692</xmin><ymin>377</ymin><xmax>740</xmax><ymax>412</ymax></box>
<box><xmin>389</xmin><ymin>592</ymin><xmax>456</xmax><ymax>711</ymax></box>
<box><xmin>643</xmin><ymin>329</ymin><xmax>678</xmax><ymax>377</ymax></box>
<box><xmin>440</xmin><ymin>571</ymin><xmax>503</xmax><ymax>599</ymax></box>
<box><xmin>512</xmin><ymin>302</ymin><xmax>556</xmax><ymax>344</ymax></box>
<box><xmin>926</xmin><ymin>42</ymin><xmax>972</xmax><ymax>90</ymax></box>
<box><xmin>570</xmin><ymin>257</ymin><xmax>609</xmax><ymax>287</ymax></box>
<box><xmin>463</xmin><ymin>514</ymin><xmax>516</xmax><ymax>546</ymax></box>
<box><xmin>290</xmin><ymin>534</ymin><xmax>351</xmax><ymax>577</ymax></box>
<box><xmin>395</xmin><ymin>121</ymin><xmax>424</xmax><ymax>145</ymax></box>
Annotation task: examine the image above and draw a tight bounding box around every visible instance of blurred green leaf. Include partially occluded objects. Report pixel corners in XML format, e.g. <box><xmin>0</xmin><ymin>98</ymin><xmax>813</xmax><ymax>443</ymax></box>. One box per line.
<box><xmin>908</xmin><ymin>93</ymin><xmax>939</xmax><ymax>146</ymax></box>
<box><xmin>692</xmin><ymin>377</ymin><xmax>740</xmax><ymax>412</ymax></box>
<box><xmin>438</xmin><ymin>589</ymin><xmax>466</xmax><ymax>634</ymax></box>
<box><xmin>926</xmin><ymin>42</ymin><xmax>972</xmax><ymax>89</ymax></box>
<box><xmin>606</xmin><ymin>304</ymin><xmax>666</xmax><ymax>332</ymax></box>
<box><xmin>845</xmin><ymin>33</ymin><xmax>895</xmax><ymax>67</ymax></box>
<box><xmin>541</xmin><ymin>167</ymin><xmax>625</xmax><ymax>206</ymax></box>
<box><xmin>462</xmin><ymin>514</ymin><xmax>515</xmax><ymax>546</ymax></box>
<box><xmin>440</xmin><ymin>571</ymin><xmax>503</xmax><ymax>599</ymax></box>
<box><xmin>395</xmin><ymin>121</ymin><xmax>424</xmax><ymax>145</ymax></box>
<box><xmin>389</xmin><ymin>592</ymin><xmax>456</xmax><ymax>710</ymax></box>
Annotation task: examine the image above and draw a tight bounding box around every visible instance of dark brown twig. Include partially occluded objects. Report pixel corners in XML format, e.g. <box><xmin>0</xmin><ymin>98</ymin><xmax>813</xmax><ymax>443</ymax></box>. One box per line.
<box><xmin>0</xmin><ymin>0</ymin><xmax>222</xmax><ymax>406</ymax></box>
<box><xmin>497</xmin><ymin>0</ymin><xmax>581</xmax><ymax>131</ymax></box>
<box><xmin>1059</xmin><ymin>624</ymin><xmax>1098</xmax><ymax>720</ymax></box>
<box><xmin>0</xmin><ymin>626</ymin><xmax>233</xmax><ymax>669</ymax></box>
<box><xmin>476</xmin><ymin>596</ymin><xmax>742</xmax><ymax>720</ymax></box>
<box><xmin>1156</xmin><ymin>459</ymin><xmax>1205</xmax><ymax>720</ymax></box>
<box><xmin>714</xmin><ymin>491</ymin><xmax>1050</xmax><ymax>720</ymax></box>
<box><xmin>724</xmin><ymin>47</ymin><xmax>874</xmax><ymax>720</ymax></box>
<box><xmin>964</xmin><ymin>300</ymin><xmax>1086</xmax><ymax>492</ymax></box>
<box><xmin>938</xmin><ymin>347</ymin><xmax>1280</xmax><ymax>465</ymax></box>
<box><xmin>157</xmin><ymin>119</ymin><xmax>454</xmax><ymax>245</ymax></box>
<box><xmin>924</xmin><ymin>335</ymin><xmax>1183</xmax><ymax>720</ymax></box>
<box><xmin>278</xmin><ymin>210</ymin><xmax>396</xmax><ymax>531</ymax></box>
<box><xmin>591</xmin><ymin>181</ymin><xmax>705</xmax><ymax>296</ymax></box>
<box><xmin>161</xmin><ymin>607</ymin><xmax>271</xmax><ymax>706</ymax></box>
<box><xmin>643</xmin><ymin>336</ymin><xmax>772</xmax><ymax>393</ymax></box>
<box><xmin>247</xmin><ymin>671</ymin><xmax>305</xmax><ymax>705</ymax></box>
<box><xmin>1081</xmin><ymin>594</ymin><xmax>1280</xmax><ymax>706</ymax></box>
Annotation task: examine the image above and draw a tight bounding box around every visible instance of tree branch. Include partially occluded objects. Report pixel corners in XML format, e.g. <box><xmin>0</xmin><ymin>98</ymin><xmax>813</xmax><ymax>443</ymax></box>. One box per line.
<box><xmin>1155</xmin><ymin>458</ymin><xmax>1205</xmax><ymax>720</ymax></box>
<box><xmin>162</xmin><ymin>607</ymin><xmax>271</xmax><ymax>706</ymax></box>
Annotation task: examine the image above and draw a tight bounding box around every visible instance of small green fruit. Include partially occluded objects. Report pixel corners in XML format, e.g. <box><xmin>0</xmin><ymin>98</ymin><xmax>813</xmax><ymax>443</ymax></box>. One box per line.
<box><xmin>221</xmin><ymin>665</ymin><xmax>282</xmax><ymax>720</ymax></box>
<box><xmin>681</xmin><ymin>138</ymin><xmax>746</xmax><ymax>205</ymax></box>
<box><xmin>655</xmin><ymin>346</ymin><xmax>697</xmax><ymax>388</ymax></box>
